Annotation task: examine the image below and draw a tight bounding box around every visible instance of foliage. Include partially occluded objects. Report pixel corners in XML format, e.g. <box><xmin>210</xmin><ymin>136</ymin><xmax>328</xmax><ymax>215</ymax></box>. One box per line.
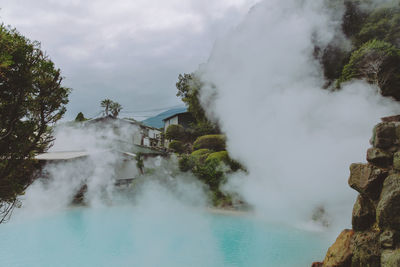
<box><xmin>191</xmin><ymin>148</ymin><xmax>212</xmax><ymax>162</ymax></box>
<box><xmin>339</xmin><ymin>39</ymin><xmax>400</xmax><ymax>99</ymax></box>
<box><xmin>206</xmin><ymin>151</ymin><xmax>244</xmax><ymax>172</ymax></box>
<box><xmin>193</xmin><ymin>134</ymin><xmax>226</xmax><ymax>151</ymax></box>
<box><xmin>206</xmin><ymin>151</ymin><xmax>229</xmax><ymax>164</ymax></box>
<box><xmin>75</xmin><ymin>112</ymin><xmax>87</xmax><ymax>122</ymax></box>
<box><xmin>100</xmin><ymin>99</ymin><xmax>112</xmax><ymax>116</ymax></box>
<box><xmin>176</xmin><ymin>73</ymin><xmax>206</xmax><ymax>122</ymax></box>
<box><xmin>135</xmin><ymin>152</ymin><xmax>144</xmax><ymax>175</ymax></box>
<box><xmin>318</xmin><ymin>1</ymin><xmax>400</xmax><ymax>88</ymax></box>
<box><xmin>0</xmin><ymin>24</ymin><xmax>70</xmax><ymax>222</ymax></box>
<box><xmin>355</xmin><ymin>6</ymin><xmax>400</xmax><ymax>47</ymax></box>
<box><xmin>168</xmin><ymin>140</ymin><xmax>185</xmax><ymax>153</ymax></box>
<box><xmin>100</xmin><ymin>99</ymin><xmax>122</xmax><ymax>117</ymax></box>
<box><xmin>110</xmin><ymin>102</ymin><xmax>122</xmax><ymax>117</ymax></box>
<box><xmin>192</xmin><ymin>158</ymin><xmax>225</xmax><ymax>191</ymax></box>
<box><xmin>188</xmin><ymin>120</ymin><xmax>220</xmax><ymax>138</ymax></box>
<box><xmin>178</xmin><ymin>154</ymin><xmax>196</xmax><ymax>172</ymax></box>
<box><xmin>165</xmin><ymin>124</ymin><xmax>186</xmax><ymax>141</ymax></box>
<box><xmin>176</xmin><ymin>73</ymin><xmax>219</xmax><ymax>136</ymax></box>
<box><xmin>342</xmin><ymin>0</ymin><xmax>369</xmax><ymax>38</ymax></box>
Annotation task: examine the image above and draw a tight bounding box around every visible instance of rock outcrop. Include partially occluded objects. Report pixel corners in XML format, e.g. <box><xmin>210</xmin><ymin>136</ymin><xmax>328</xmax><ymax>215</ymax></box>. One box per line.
<box><xmin>315</xmin><ymin>117</ymin><xmax>400</xmax><ymax>266</ymax></box>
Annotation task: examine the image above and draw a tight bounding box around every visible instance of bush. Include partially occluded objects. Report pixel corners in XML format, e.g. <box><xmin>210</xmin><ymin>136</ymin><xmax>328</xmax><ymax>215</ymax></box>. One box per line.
<box><xmin>191</xmin><ymin>149</ymin><xmax>212</xmax><ymax>162</ymax></box>
<box><xmin>355</xmin><ymin>6</ymin><xmax>400</xmax><ymax>47</ymax></box>
<box><xmin>206</xmin><ymin>151</ymin><xmax>229</xmax><ymax>164</ymax></box>
<box><xmin>192</xmin><ymin>158</ymin><xmax>224</xmax><ymax>191</ymax></box>
<box><xmin>74</xmin><ymin>112</ymin><xmax>86</xmax><ymax>122</ymax></box>
<box><xmin>168</xmin><ymin>140</ymin><xmax>185</xmax><ymax>153</ymax></box>
<box><xmin>165</xmin><ymin>124</ymin><xmax>186</xmax><ymax>141</ymax></box>
<box><xmin>178</xmin><ymin>154</ymin><xmax>195</xmax><ymax>172</ymax></box>
<box><xmin>339</xmin><ymin>39</ymin><xmax>400</xmax><ymax>99</ymax></box>
<box><xmin>193</xmin><ymin>134</ymin><xmax>226</xmax><ymax>151</ymax></box>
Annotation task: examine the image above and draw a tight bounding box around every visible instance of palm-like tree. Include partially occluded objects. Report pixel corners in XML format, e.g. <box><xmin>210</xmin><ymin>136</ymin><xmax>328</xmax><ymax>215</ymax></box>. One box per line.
<box><xmin>100</xmin><ymin>99</ymin><xmax>112</xmax><ymax>116</ymax></box>
<box><xmin>110</xmin><ymin>102</ymin><xmax>122</xmax><ymax>117</ymax></box>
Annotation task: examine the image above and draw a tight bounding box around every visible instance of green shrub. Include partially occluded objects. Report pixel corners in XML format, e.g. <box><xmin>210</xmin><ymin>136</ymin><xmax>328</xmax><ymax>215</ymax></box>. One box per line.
<box><xmin>191</xmin><ymin>149</ymin><xmax>212</xmax><ymax>162</ymax></box>
<box><xmin>355</xmin><ymin>6</ymin><xmax>400</xmax><ymax>47</ymax></box>
<box><xmin>168</xmin><ymin>140</ymin><xmax>185</xmax><ymax>153</ymax></box>
<box><xmin>165</xmin><ymin>124</ymin><xmax>186</xmax><ymax>141</ymax></box>
<box><xmin>178</xmin><ymin>155</ymin><xmax>195</xmax><ymax>172</ymax></box>
<box><xmin>339</xmin><ymin>39</ymin><xmax>400</xmax><ymax>99</ymax></box>
<box><xmin>206</xmin><ymin>150</ymin><xmax>244</xmax><ymax>172</ymax></box>
<box><xmin>74</xmin><ymin>112</ymin><xmax>87</xmax><ymax>122</ymax></box>
<box><xmin>193</xmin><ymin>134</ymin><xmax>226</xmax><ymax>151</ymax></box>
<box><xmin>206</xmin><ymin>151</ymin><xmax>229</xmax><ymax>164</ymax></box>
<box><xmin>192</xmin><ymin>158</ymin><xmax>224</xmax><ymax>191</ymax></box>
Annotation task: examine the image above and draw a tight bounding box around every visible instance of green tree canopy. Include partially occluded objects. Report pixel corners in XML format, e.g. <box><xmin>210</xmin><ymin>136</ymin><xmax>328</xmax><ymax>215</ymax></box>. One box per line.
<box><xmin>110</xmin><ymin>101</ymin><xmax>122</xmax><ymax>117</ymax></box>
<box><xmin>165</xmin><ymin>124</ymin><xmax>185</xmax><ymax>141</ymax></box>
<box><xmin>100</xmin><ymin>99</ymin><xmax>112</xmax><ymax>116</ymax></box>
<box><xmin>176</xmin><ymin>73</ymin><xmax>219</xmax><ymax>135</ymax></box>
<box><xmin>193</xmin><ymin>134</ymin><xmax>226</xmax><ymax>151</ymax></box>
<box><xmin>100</xmin><ymin>99</ymin><xmax>122</xmax><ymax>117</ymax></box>
<box><xmin>0</xmin><ymin>24</ymin><xmax>70</xmax><ymax>222</ymax></box>
<box><xmin>340</xmin><ymin>39</ymin><xmax>400</xmax><ymax>99</ymax></box>
<box><xmin>355</xmin><ymin>6</ymin><xmax>400</xmax><ymax>47</ymax></box>
<box><xmin>75</xmin><ymin>112</ymin><xmax>86</xmax><ymax>122</ymax></box>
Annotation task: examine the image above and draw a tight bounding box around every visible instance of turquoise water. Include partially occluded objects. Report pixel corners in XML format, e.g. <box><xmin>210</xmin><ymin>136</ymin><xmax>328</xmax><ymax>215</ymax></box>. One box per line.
<box><xmin>0</xmin><ymin>206</ymin><xmax>330</xmax><ymax>267</ymax></box>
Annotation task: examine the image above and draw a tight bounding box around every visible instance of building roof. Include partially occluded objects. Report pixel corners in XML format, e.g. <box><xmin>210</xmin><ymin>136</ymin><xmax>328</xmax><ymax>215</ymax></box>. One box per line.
<box><xmin>84</xmin><ymin>115</ymin><xmax>160</xmax><ymax>131</ymax></box>
<box><xmin>35</xmin><ymin>151</ymin><xmax>89</xmax><ymax>161</ymax></box>
<box><xmin>162</xmin><ymin>112</ymin><xmax>190</xmax><ymax>122</ymax></box>
<box><xmin>142</xmin><ymin>107</ymin><xmax>187</xmax><ymax>128</ymax></box>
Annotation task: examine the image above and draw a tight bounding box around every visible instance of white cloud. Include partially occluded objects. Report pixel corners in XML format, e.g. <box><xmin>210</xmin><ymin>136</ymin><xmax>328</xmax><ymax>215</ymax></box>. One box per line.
<box><xmin>0</xmin><ymin>0</ymin><xmax>257</xmax><ymax>119</ymax></box>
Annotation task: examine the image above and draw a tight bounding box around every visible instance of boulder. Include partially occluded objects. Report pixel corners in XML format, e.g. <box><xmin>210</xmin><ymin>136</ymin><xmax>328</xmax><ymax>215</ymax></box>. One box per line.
<box><xmin>348</xmin><ymin>163</ymin><xmax>388</xmax><ymax>200</ymax></box>
<box><xmin>393</xmin><ymin>152</ymin><xmax>400</xmax><ymax>171</ymax></box>
<box><xmin>371</xmin><ymin>122</ymin><xmax>397</xmax><ymax>149</ymax></box>
<box><xmin>366</xmin><ymin>148</ymin><xmax>392</xmax><ymax>168</ymax></box>
<box><xmin>381</xmin><ymin>249</ymin><xmax>400</xmax><ymax>267</ymax></box>
<box><xmin>351</xmin><ymin>230</ymin><xmax>381</xmax><ymax>267</ymax></box>
<box><xmin>381</xmin><ymin>115</ymin><xmax>400</xmax><ymax>122</ymax></box>
<box><xmin>311</xmin><ymin>262</ymin><xmax>323</xmax><ymax>267</ymax></box>
<box><xmin>352</xmin><ymin>195</ymin><xmax>376</xmax><ymax>231</ymax></box>
<box><xmin>380</xmin><ymin>230</ymin><xmax>396</xmax><ymax>249</ymax></box>
<box><xmin>377</xmin><ymin>174</ymin><xmax>400</xmax><ymax>230</ymax></box>
<box><xmin>323</xmin><ymin>229</ymin><xmax>354</xmax><ymax>267</ymax></box>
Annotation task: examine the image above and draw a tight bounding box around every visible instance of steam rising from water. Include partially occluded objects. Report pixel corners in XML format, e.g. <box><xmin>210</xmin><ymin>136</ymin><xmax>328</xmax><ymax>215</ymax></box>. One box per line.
<box><xmin>199</xmin><ymin>0</ymin><xmax>400</xmax><ymax>227</ymax></box>
<box><xmin>16</xmin><ymin>121</ymin><xmax>210</xmax><ymax>221</ymax></box>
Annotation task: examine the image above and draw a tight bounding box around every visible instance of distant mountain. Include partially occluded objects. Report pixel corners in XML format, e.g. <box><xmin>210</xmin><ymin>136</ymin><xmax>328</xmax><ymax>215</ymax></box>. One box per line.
<box><xmin>141</xmin><ymin>107</ymin><xmax>187</xmax><ymax>129</ymax></box>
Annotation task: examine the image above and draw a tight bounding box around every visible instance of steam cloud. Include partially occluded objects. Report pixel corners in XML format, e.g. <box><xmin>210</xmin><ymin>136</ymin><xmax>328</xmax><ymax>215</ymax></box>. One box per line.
<box><xmin>199</xmin><ymin>0</ymin><xmax>400</xmax><ymax>228</ymax></box>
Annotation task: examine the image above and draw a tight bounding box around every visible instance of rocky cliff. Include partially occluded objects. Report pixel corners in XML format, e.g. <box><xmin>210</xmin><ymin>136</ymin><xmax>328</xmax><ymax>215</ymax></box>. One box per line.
<box><xmin>314</xmin><ymin>115</ymin><xmax>400</xmax><ymax>267</ymax></box>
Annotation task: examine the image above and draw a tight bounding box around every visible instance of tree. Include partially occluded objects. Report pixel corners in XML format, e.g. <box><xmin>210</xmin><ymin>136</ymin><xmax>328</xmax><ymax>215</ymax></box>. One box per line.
<box><xmin>100</xmin><ymin>99</ymin><xmax>112</xmax><ymax>116</ymax></box>
<box><xmin>0</xmin><ymin>25</ymin><xmax>70</xmax><ymax>223</ymax></box>
<box><xmin>176</xmin><ymin>73</ymin><xmax>219</xmax><ymax>135</ymax></box>
<box><xmin>75</xmin><ymin>112</ymin><xmax>86</xmax><ymax>122</ymax></box>
<box><xmin>165</xmin><ymin>124</ymin><xmax>186</xmax><ymax>141</ymax></box>
<box><xmin>110</xmin><ymin>101</ymin><xmax>122</xmax><ymax>117</ymax></box>
<box><xmin>100</xmin><ymin>99</ymin><xmax>122</xmax><ymax>117</ymax></box>
<box><xmin>340</xmin><ymin>39</ymin><xmax>400</xmax><ymax>99</ymax></box>
<box><xmin>176</xmin><ymin>73</ymin><xmax>207</xmax><ymax>122</ymax></box>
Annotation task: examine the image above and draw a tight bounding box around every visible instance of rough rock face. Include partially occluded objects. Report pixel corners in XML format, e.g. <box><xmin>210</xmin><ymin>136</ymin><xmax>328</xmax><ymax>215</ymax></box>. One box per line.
<box><xmin>376</xmin><ymin>174</ymin><xmax>400</xmax><ymax>230</ymax></box>
<box><xmin>348</xmin><ymin>163</ymin><xmax>388</xmax><ymax>200</ymax></box>
<box><xmin>314</xmin><ymin>118</ymin><xmax>400</xmax><ymax>266</ymax></box>
<box><xmin>323</xmin><ymin>229</ymin><xmax>354</xmax><ymax>267</ymax></box>
<box><xmin>352</xmin><ymin>195</ymin><xmax>375</xmax><ymax>231</ymax></box>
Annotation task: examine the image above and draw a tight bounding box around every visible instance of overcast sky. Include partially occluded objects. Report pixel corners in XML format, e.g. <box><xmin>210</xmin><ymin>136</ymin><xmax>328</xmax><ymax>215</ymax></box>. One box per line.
<box><xmin>0</xmin><ymin>0</ymin><xmax>256</xmax><ymax>120</ymax></box>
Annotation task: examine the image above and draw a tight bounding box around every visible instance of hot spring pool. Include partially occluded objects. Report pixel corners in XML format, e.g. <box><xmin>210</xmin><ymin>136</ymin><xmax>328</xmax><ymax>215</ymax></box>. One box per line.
<box><xmin>0</xmin><ymin>206</ymin><xmax>331</xmax><ymax>267</ymax></box>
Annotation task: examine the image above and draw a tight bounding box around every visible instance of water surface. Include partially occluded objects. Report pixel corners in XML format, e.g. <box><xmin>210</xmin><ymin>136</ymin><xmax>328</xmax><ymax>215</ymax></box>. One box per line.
<box><xmin>0</xmin><ymin>206</ymin><xmax>330</xmax><ymax>267</ymax></box>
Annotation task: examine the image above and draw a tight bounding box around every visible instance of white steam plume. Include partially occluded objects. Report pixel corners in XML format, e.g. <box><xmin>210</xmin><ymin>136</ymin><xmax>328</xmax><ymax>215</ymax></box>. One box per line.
<box><xmin>199</xmin><ymin>0</ymin><xmax>400</xmax><ymax>228</ymax></box>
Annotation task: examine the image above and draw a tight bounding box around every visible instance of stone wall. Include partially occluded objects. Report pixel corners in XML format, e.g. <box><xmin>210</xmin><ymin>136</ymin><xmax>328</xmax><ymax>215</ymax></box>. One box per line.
<box><xmin>315</xmin><ymin>116</ymin><xmax>400</xmax><ymax>267</ymax></box>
